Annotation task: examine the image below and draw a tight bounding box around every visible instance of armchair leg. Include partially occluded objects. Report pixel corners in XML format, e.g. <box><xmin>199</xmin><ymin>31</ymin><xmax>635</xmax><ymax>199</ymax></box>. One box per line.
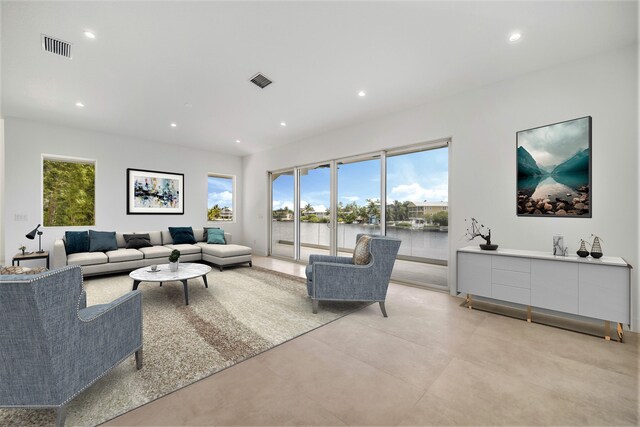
<box><xmin>55</xmin><ymin>405</ymin><xmax>67</xmax><ymax>427</ymax></box>
<box><xmin>379</xmin><ymin>301</ymin><xmax>388</xmax><ymax>318</ymax></box>
<box><xmin>312</xmin><ymin>299</ymin><xmax>319</xmax><ymax>314</ymax></box>
<box><xmin>135</xmin><ymin>348</ymin><xmax>143</xmax><ymax>370</ymax></box>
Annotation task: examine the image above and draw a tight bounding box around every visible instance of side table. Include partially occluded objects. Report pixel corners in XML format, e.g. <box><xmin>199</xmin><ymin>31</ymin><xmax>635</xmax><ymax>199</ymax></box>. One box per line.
<box><xmin>12</xmin><ymin>251</ymin><xmax>50</xmax><ymax>269</ymax></box>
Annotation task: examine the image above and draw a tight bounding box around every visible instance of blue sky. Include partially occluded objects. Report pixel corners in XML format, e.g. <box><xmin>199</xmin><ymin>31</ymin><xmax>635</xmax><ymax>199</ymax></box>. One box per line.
<box><xmin>208</xmin><ymin>176</ymin><xmax>233</xmax><ymax>209</ymax></box>
<box><xmin>272</xmin><ymin>148</ymin><xmax>448</xmax><ymax>211</ymax></box>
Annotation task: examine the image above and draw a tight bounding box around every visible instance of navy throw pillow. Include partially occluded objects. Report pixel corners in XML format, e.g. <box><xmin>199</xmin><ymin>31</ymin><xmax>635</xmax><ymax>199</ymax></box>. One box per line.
<box><xmin>169</xmin><ymin>227</ymin><xmax>197</xmax><ymax>245</ymax></box>
<box><xmin>124</xmin><ymin>233</ymin><xmax>153</xmax><ymax>249</ymax></box>
<box><xmin>65</xmin><ymin>231</ymin><xmax>90</xmax><ymax>254</ymax></box>
<box><xmin>89</xmin><ymin>230</ymin><xmax>118</xmax><ymax>252</ymax></box>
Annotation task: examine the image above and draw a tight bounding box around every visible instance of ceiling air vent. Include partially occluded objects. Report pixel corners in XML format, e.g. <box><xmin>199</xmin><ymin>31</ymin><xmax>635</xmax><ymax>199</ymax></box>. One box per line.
<box><xmin>249</xmin><ymin>73</ymin><xmax>273</xmax><ymax>89</ymax></box>
<box><xmin>41</xmin><ymin>34</ymin><xmax>73</xmax><ymax>59</ymax></box>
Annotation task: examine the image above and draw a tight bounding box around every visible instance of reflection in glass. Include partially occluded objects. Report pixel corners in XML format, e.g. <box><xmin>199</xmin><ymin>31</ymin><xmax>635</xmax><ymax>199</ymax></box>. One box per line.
<box><xmin>299</xmin><ymin>164</ymin><xmax>331</xmax><ymax>262</ymax></box>
<box><xmin>271</xmin><ymin>171</ymin><xmax>294</xmax><ymax>259</ymax></box>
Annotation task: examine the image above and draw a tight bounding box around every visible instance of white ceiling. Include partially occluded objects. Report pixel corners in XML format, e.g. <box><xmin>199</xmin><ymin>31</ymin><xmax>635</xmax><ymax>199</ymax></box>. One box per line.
<box><xmin>2</xmin><ymin>1</ymin><xmax>638</xmax><ymax>155</ymax></box>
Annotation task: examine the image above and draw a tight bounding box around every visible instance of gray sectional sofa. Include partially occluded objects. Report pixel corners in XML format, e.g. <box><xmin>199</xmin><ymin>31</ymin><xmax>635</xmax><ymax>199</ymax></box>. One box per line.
<box><xmin>52</xmin><ymin>228</ymin><xmax>252</xmax><ymax>276</ymax></box>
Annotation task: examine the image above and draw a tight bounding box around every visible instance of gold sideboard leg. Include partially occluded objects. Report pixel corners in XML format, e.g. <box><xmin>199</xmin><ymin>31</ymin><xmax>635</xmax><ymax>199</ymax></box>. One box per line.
<box><xmin>604</xmin><ymin>321</ymin><xmax>611</xmax><ymax>341</ymax></box>
<box><xmin>617</xmin><ymin>323</ymin><xmax>624</xmax><ymax>343</ymax></box>
<box><xmin>466</xmin><ymin>294</ymin><xmax>472</xmax><ymax>310</ymax></box>
<box><xmin>527</xmin><ymin>306</ymin><xmax>532</xmax><ymax>323</ymax></box>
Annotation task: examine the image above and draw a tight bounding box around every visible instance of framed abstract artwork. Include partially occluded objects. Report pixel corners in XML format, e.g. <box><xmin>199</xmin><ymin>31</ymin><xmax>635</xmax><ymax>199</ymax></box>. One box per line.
<box><xmin>516</xmin><ymin>116</ymin><xmax>591</xmax><ymax>217</ymax></box>
<box><xmin>127</xmin><ymin>168</ymin><xmax>184</xmax><ymax>214</ymax></box>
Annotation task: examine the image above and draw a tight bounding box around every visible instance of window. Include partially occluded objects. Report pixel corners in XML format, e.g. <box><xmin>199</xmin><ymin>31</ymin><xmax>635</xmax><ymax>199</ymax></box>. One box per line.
<box><xmin>207</xmin><ymin>174</ymin><xmax>234</xmax><ymax>221</ymax></box>
<box><xmin>42</xmin><ymin>156</ymin><xmax>96</xmax><ymax>226</ymax></box>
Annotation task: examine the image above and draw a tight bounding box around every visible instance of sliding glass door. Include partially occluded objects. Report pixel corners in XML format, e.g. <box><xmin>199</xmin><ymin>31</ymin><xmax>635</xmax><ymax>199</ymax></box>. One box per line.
<box><xmin>270</xmin><ymin>170</ymin><xmax>295</xmax><ymax>259</ymax></box>
<box><xmin>386</xmin><ymin>146</ymin><xmax>449</xmax><ymax>286</ymax></box>
<box><xmin>269</xmin><ymin>140</ymin><xmax>449</xmax><ymax>289</ymax></box>
<box><xmin>336</xmin><ymin>156</ymin><xmax>381</xmax><ymax>255</ymax></box>
<box><xmin>298</xmin><ymin>163</ymin><xmax>332</xmax><ymax>262</ymax></box>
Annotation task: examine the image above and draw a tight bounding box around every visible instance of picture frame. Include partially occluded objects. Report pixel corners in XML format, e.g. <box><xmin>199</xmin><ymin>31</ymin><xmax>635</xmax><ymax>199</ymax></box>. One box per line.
<box><xmin>516</xmin><ymin>116</ymin><xmax>592</xmax><ymax>218</ymax></box>
<box><xmin>127</xmin><ymin>168</ymin><xmax>184</xmax><ymax>214</ymax></box>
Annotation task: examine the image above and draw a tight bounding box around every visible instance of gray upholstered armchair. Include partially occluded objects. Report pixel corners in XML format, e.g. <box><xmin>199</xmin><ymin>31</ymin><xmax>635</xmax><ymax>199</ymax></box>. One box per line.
<box><xmin>306</xmin><ymin>234</ymin><xmax>401</xmax><ymax>316</ymax></box>
<box><xmin>0</xmin><ymin>265</ymin><xmax>143</xmax><ymax>427</ymax></box>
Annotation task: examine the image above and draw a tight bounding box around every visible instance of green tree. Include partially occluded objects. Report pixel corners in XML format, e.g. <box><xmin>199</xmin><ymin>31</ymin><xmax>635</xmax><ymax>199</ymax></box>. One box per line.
<box><xmin>207</xmin><ymin>204</ymin><xmax>222</xmax><ymax>221</ymax></box>
<box><xmin>431</xmin><ymin>210</ymin><xmax>448</xmax><ymax>226</ymax></box>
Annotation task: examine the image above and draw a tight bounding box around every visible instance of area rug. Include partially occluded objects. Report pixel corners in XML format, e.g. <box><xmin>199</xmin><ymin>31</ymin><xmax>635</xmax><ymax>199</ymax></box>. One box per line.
<box><xmin>0</xmin><ymin>266</ymin><xmax>367</xmax><ymax>426</ymax></box>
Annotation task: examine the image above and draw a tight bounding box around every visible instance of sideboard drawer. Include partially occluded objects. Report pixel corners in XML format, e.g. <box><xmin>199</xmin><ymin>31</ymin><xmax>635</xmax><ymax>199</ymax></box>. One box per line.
<box><xmin>492</xmin><ymin>283</ymin><xmax>530</xmax><ymax>305</ymax></box>
<box><xmin>492</xmin><ymin>255</ymin><xmax>531</xmax><ymax>273</ymax></box>
<box><xmin>492</xmin><ymin>269</ymin><xmax>530</xmax><ymax>289</ymax></box>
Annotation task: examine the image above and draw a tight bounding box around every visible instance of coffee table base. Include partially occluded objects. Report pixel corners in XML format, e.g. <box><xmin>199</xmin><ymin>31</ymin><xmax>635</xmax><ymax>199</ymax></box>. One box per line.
<box><xmin>132</xmin><ymin>274</ymin><xmax>208</xmax><ymax>306</ymax></box>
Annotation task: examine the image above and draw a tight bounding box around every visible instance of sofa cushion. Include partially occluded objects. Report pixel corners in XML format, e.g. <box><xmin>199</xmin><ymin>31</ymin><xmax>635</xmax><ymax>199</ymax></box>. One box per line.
<box><xmin>161</xmin><ymin>230</ymin><xmax>173</xmax><ymax>245</ymax></box>
<box><xmin>89</xmin><ymin>230</ymin><xmax>118</xmax><ymax>252</ymax></box>
<box><xmin>207</xmin><ymin>228</ymin><xmax>226</xmax><ymax>244</ymax></box>
<box><xmin>138</xmin><ymin>246</ymin><xmax>173</xmax><ymax>259</ymax></box>
<box><xmin>192</xmin><ymin>228</ymin><xmax>205</xmax><ymax>242</ymax></box>
<box><xmin>106</xmin><ymin>248</ymin><xmax>144</xmax><ymax>263</ymax></box>
<box><xmin>115</xmin><ymin>232</ymin><xmax>130</xmax><ymax>248</ymax></box>
<box><xmin>68</xmin><ymin>252</ymin><xmax>108</xmax><ymax>266</ymax></box>
<box><xmin>124</xmin><ymin>233</ymin><xmax>153</xmax><ymax>249</ymax></box>
<box><xmin>164</xmin><ymin>244</ymin><xmax>202</xmax><ymax>255</ymax></box>
<box><xmin>65</xmin><ymin>231</ymin><xmax>90</xmax><ymax>254</ymax></box>
<box><xmin>352</xmin><ymin>235</ymin><xmax>372</xmax><ymax>265</ymax></box>
<box><xmin>197</xmin><ymin>243</ymin><xmax>251</xmax><ymax>258</ymax></box>
<box><xmin>169</xmin><ymin>227</ymin><xmax>197</xmax><ymax>244</ymax></box>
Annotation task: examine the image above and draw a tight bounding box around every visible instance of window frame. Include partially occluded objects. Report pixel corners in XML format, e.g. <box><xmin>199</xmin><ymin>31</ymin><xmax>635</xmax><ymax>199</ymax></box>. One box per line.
<box><xmin>207</xmin><ymin>173</ymin><xmax>236</xmax><ymax>223</ymax></box>
<box><xmin>41</xmin><ymin>153</ymin><xmax>97</xmax><ymax>228</ymax></box>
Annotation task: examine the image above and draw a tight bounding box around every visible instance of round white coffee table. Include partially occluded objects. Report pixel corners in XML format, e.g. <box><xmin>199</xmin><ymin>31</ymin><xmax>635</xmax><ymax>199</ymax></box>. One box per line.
<box><xmin>129</xmin><ymin>263</ymin><xmax>212</xmax><ymax>305</ymax></box>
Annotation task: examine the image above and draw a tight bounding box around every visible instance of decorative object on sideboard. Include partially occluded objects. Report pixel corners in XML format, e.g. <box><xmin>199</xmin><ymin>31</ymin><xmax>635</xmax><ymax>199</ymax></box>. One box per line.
<box><xmin>25</xmin><ymin>224</ymin><xmax>44</xmax><ymax>253</ymax></box>
<box><xmin>516</xmin><ymin>116</ymin><xmax>591</xmax><ymax>217</ymax></box>
<box><xmin>552</xmin><ymin>235</ymin><xmax>568</xmax><ymax>256</ymax></box>
<box><xmin>18</xmin><ymin>244</ymin><xmax>26</xmax><ymax>256</ymax></box>
<box><xmin>590</xmin><ymin>234</ymin><xmax>603</xmax><ymax>259</ymax></box>
<box><xmin>169</xmin><ymin>249</ymin><xmax>181</xmax><ymax>272</ymax></box>
<box><xmin>576</xmin><ymin>239</ymin><xmax>590</xmax><ymax>258</ymax></box>
<box><xmin>126</xmin><ymin>168</ymin><xmax>185</xmax><ymax>215</ymax></box>
<box><xmin>464</xmin><ymin>218</ymin><xmax>498</xmax><ymax>250</ymax></box>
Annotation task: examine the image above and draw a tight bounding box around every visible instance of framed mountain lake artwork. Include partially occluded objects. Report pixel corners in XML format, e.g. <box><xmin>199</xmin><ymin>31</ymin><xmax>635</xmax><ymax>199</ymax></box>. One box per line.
<box><xmin>127</xmin><ymin>168</ymin><xmax>184</xmax><ymax>214</ymax></box>
<box><xmin>516</xmin><ymin>116</ymin><xmax>591</xmax><ymax>217</ymax></box>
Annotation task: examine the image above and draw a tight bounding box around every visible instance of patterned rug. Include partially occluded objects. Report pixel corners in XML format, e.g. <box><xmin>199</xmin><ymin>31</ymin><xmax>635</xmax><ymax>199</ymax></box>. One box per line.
<box><xmin>0</xmin><ymin>266</ymin><xmax>367</xmax><ymax>426</ymax></box>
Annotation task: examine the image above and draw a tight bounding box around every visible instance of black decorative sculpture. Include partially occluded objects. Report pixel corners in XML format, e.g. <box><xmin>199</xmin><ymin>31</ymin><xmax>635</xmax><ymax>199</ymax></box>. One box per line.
<box><xmin>465</xmin><ymin>218</ymin><xmax>498</xmax><ymax>250</ymax></box>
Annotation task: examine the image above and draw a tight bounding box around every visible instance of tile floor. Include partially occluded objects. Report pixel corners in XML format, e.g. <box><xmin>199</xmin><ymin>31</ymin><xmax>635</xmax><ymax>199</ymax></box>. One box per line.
<box><xmin>106</xmin><ymin>256</ymin><xmax>639</xmax><ymax>426</ymax></box>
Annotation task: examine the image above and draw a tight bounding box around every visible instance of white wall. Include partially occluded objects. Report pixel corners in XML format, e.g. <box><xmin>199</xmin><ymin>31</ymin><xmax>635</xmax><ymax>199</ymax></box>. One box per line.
<box><xmin>3</xmin><ymin>118</ymin><xmax>243</xmax><ymax>263</ymax></box>
<box><xmin>242</xmin><ymin>45</ymin><xmax>639</xmax><ymax>330</ymax></box>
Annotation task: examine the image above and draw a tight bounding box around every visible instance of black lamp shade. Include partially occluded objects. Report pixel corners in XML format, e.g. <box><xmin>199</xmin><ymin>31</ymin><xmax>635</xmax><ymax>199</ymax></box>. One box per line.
<box><xmin>26</xmin><ymin>224</ymin><xmax>42</xmax><ymax>240</ymax></box>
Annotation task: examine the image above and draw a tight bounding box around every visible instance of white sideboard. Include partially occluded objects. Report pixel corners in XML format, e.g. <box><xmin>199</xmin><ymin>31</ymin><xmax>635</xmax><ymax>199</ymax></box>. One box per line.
<box><xmin>457</xmin><ymin>246</ymin><xmax>631</xmax><ymax>341</ymax></box>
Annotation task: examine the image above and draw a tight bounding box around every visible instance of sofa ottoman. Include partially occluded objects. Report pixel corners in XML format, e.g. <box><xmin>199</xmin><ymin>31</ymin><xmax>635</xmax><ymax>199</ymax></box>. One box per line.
<box><xmin>197</xmin><ymin>241</ymin><xmax>252</xmax><ymax>271</ymax></box>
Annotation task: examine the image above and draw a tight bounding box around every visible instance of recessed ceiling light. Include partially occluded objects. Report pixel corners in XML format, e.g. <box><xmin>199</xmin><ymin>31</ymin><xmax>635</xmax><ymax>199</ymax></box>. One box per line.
<box><xmin>75</xmin><ymin>101</ymin><xmax>85</xmax><ymax>108</ymax></box>
<box><xmin>358</xmin><ymin>91</ymin><xmax>366</xmax><ymax>97</ymax></box>
<box><xmin>184</xmin><ymin>103</ymin><xmax>192</xmax><ymax>108</ymax></box>
<box><xmin>235</xmin><ymin>140</ymin><xmax>241</xmax><ymax>143</ymax></box>
<box><xmin>170</xmin><ymin>123</ymin><xmax>177</xmax><ymax>128</ymax></box>
<box><xmin>280</xmin><ymin>122</ymin><xmax>287</xmax><ymax>127</ymax></box>
<box><xmin>509</xmin><ymin>32</ymin><xmax>522</xmax><ymax>43</ymax></box>
<box><xmin>83</xmin><ymin>31</ymin><xmax>96</xmax><ymax>39</ymax></box>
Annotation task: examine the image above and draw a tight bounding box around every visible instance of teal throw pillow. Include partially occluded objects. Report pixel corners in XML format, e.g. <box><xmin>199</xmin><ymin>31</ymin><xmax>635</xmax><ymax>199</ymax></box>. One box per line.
<box><xmin>169</xmin><ymin>227</ymin><xmax>197</xmax><ymax>244</ymax></box>
<box><xmin>89</xmin><ymin>230</ymin><xmax>118</xmax><ymax>252</ymax></box>
<box><xmin>65</xmin><ymin>231</ymin><xmax>90</xmax><ymax>254</ymax></box>
<box><xmin>207</xmin><ymin>228</ymin><xmax>226</xmax><ymax>244</ymax></box>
